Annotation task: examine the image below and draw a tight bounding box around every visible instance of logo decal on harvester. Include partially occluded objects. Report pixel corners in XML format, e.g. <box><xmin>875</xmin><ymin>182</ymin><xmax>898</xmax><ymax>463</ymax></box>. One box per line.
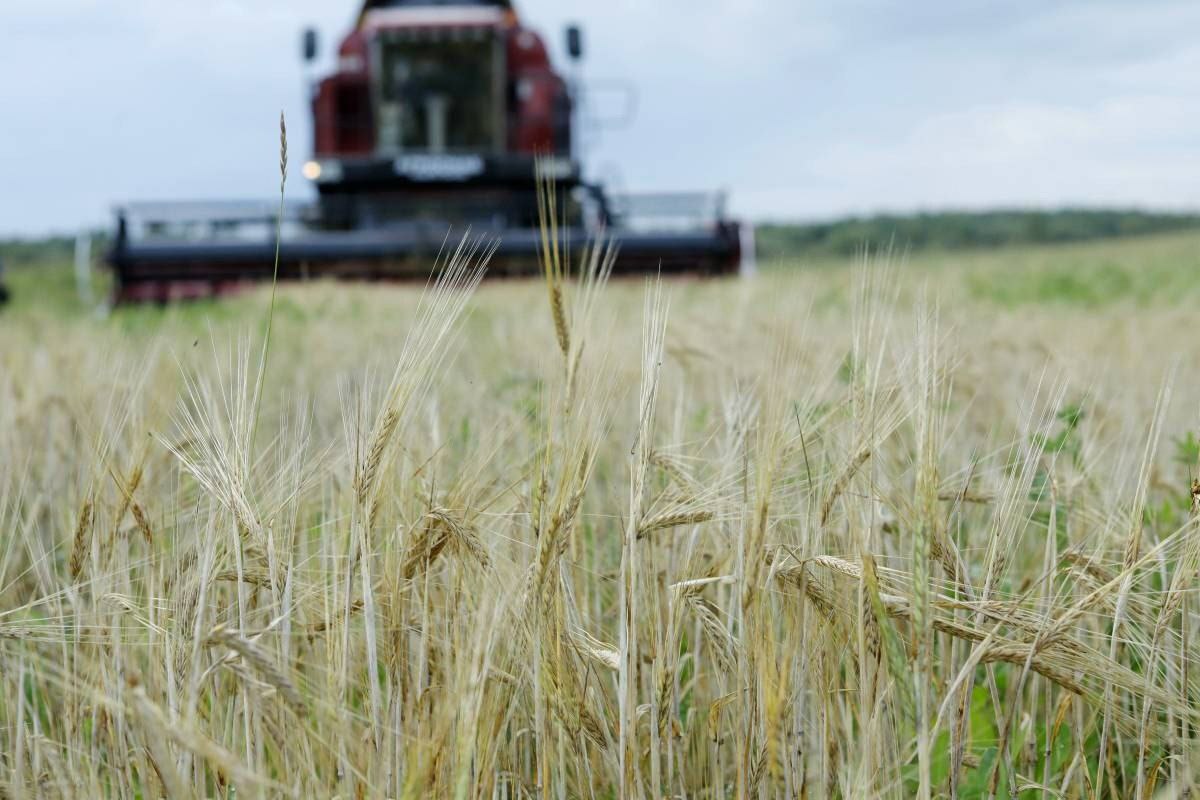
<box><xmin>394</xmin><ymin>154</ymin><xmax>485</xmax><ymax>182</ymax></box>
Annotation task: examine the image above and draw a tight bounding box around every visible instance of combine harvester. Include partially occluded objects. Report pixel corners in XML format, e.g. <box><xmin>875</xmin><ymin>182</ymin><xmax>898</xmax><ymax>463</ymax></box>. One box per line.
<box><xmin>108</xmin><ymin>0</ymin><xmax>753</xmax><ymax>303</ymax></box>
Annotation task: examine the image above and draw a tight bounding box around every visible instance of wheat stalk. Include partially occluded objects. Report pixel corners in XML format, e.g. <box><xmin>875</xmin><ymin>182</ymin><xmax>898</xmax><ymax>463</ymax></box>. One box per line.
<box><xmin>68</xmin><ymin>499</ymin><xmax>93</xmax><ymax>580</ymax></box>
<box><xmin>206</xmin><ymin>624</ymin><xmax>306</xmax><ymax>716</ymax></box>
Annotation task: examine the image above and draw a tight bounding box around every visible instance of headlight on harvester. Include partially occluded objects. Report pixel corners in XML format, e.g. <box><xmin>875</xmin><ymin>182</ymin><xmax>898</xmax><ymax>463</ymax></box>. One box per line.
<box><xmin>303</xmin><ymin>159</ymin><xmax>343</xmax><ymax>183</ymax></box>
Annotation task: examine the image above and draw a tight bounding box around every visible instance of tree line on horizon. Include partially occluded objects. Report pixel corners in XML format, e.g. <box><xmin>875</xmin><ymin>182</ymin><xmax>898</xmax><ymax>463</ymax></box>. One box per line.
<box><xmin>755</xmin><ymin>208</ymin><xmax>1200</xmax><ymax>260</ymax></box>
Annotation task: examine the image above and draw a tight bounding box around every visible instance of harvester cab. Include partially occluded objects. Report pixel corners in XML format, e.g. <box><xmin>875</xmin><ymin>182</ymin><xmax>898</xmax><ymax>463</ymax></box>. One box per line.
<box><xmin>304</xmin><ymin>0</ymin><xmax>579</xmax><ymax>231</ymax></box>
<box><xmin>107</xmin><ymin>0</ymin><xmax>753</xmax><ymax>303</ymax></box>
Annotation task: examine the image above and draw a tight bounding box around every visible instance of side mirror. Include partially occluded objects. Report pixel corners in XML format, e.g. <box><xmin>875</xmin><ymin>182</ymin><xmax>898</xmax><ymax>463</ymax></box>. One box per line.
<box><xmin>302</xmin><ymin>27</ymin><xmax>319</xmax><ymax>63</ymax></box>
<box><xmin>565</xmin><ymin>24</ymin><xmax>583</xmax><ymax>61</ymax></box>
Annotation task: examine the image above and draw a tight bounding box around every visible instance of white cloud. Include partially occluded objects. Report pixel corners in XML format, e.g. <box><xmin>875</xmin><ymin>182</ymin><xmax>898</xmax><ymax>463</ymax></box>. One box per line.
<box><xmin>789</xmin><ymin>94</ymin><xmax>1200</xmax><ymax>213</ymax></box>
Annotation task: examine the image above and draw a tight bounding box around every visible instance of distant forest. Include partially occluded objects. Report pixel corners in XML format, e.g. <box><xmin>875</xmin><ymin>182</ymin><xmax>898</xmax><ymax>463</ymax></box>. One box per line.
<box><xmin>0</xmin><ymin>236</ymin><xmax>81</xmax><ymax>268</ymax></box>
<box><xmin>755</xmin><ymin>209</ymin><xmax>1200</xmax><ymax>260</ymax></box>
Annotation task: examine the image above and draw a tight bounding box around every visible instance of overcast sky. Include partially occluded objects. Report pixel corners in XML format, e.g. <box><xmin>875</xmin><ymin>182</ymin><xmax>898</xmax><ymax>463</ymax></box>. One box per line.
<box><xmin>4</xmin><ymin>0</ymin><xmax>1199</xmax><ymax>236</ymax></box>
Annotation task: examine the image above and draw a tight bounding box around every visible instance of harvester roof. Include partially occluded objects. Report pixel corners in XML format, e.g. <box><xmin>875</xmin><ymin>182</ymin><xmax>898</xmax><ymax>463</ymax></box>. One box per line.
<box><xmin>363</xmin><ymin>0</ymin><xmax>512</xmax><ymax>9</ymax></box>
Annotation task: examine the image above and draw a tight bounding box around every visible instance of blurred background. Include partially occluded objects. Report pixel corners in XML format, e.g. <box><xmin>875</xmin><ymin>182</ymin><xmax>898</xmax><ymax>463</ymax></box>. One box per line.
<box><xmin>3</xmin><ymin>0</ymin><xmax>1200</xmax><ymax>312</ymax></box>
<box><xmin>4</xmin><ymin>0</ymin><xmax>1199</xmax><ymax>238</ymax></box>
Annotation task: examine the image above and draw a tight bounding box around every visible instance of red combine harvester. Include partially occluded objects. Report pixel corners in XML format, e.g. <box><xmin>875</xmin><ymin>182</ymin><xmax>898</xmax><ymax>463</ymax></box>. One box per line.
<box><xmin>108</xmin><ymin>0</ymin><xmax>754</xmax><ymax>303</ymax></box>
